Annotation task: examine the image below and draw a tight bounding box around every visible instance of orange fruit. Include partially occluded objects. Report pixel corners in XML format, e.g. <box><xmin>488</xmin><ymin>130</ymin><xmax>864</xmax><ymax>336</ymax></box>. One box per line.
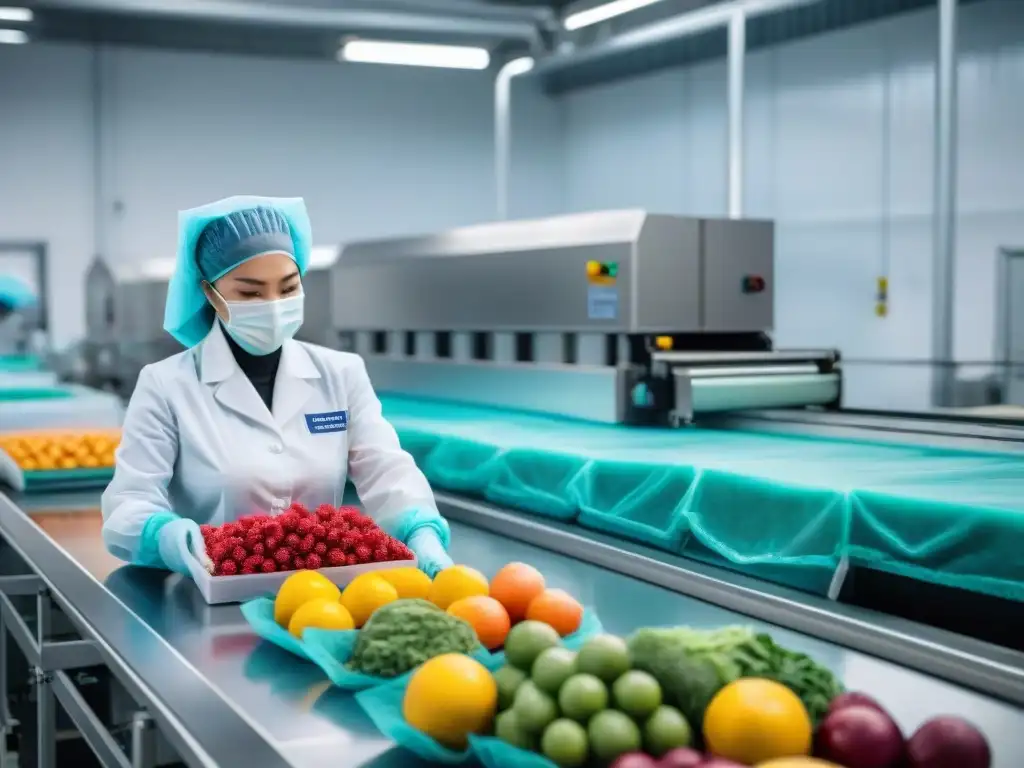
<box><xmin>703</xmin><ymin>678</ymin><xmax>812</xmax><ymax>764</ymax></box>
<box><xmin>447</xmin><ymin>596</ymin><xmax>511</xmax><ymax>650</ymax></box>
<box><xmin>489</xmin><ymin>562</ymin><xmax>546</xmax><ymax>623</ymax></box>
<box><xmin>340</xmin><ymin>574</ymin><xmax>398</xmax><ymax>627</ymax></box>
<box><xmin>525</xmin><ymin>588</ymin><xmax>583</xmax><ymax>637</ymax></box>
<box><xmin>403</xmin><ymin>654</ymin><xmax>497</xmax><ymax>750</ymax></box>
<box><xmin>427</xmin><ymin>565</ymin><xmax>489</xmax><ymax>610</ymax></box>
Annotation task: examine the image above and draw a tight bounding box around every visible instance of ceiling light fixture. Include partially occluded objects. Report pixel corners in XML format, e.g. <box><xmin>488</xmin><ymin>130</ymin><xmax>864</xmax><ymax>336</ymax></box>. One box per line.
<box><xmin>0</xmin><ymin>28</ymin><xmax>28</xmax><ymax>44</ymax></box>
<box><xmin>339</xmin><ymin>40</ymin><xmax>490</xmax><ymax>70</ymax></box>
<box><xmin>0</xmin><ymin>7</ymin><xmax>32</xmax><ymax>23</ymax></box>
<box><xmin>564</xmin><ymin>0</ymin><xmax>821</xmax><ymax>33</ymax></box>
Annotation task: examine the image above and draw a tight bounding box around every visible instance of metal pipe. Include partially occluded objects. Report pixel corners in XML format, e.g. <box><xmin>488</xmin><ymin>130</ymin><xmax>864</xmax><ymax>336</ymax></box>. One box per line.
<box><xmin>931</xmin><ymin>0</ymin><xmax>959</xmax><ymax>407</ymax></box>
<box><xmin>727</xmin><ymin>11</ymin><xmax>746</xmax><ymax>218</ymax></box>
<box><xmin>29</xmin><ymin>0</ymin><xmax>542</xmax><ymax>44</ymax></box>
<box><xmin>494</xmin><ymin>57</ymin><xmax>535</xmax><ymax>220</ymax></box>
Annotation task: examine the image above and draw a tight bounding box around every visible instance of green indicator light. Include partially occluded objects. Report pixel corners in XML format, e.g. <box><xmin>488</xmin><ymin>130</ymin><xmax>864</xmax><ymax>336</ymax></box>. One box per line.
<box><xmin>607</xmin><ymin>262</ymin><xmax>618</xmax><ymax>277</ymax></box>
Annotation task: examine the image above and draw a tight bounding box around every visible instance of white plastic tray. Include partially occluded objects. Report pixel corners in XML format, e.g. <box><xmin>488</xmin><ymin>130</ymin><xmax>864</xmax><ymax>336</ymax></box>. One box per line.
<box><xmin>187</xmin><ymin>557</ymin><xmax>418</xmax><ymax>605</ymax></box>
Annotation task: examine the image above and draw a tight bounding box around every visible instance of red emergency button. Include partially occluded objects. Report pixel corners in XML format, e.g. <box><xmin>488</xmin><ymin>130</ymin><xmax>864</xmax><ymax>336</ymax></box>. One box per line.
<box><xmin>742</xmin><ymin>275</ymin><xmax>765</xmax><ymax>294</ymax></box>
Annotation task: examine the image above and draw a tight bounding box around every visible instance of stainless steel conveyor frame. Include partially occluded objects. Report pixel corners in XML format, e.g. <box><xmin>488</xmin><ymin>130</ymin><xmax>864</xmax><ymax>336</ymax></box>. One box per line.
<box><xmin>0</xmin><ymin>486</ymin><xmax>1022</xmax><ymax>768</ymax></box>
<box><xmin>0</xmin><ymin>493</ymin><xmax>295</xmax><ymax>768</ymax></box>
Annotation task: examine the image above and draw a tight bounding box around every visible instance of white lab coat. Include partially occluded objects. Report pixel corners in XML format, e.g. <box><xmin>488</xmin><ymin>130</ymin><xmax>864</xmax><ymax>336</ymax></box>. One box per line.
<box><xmin>101</xmin><ymin>322</ymin><xmax>437</xmax><ymax>563</ymax></box>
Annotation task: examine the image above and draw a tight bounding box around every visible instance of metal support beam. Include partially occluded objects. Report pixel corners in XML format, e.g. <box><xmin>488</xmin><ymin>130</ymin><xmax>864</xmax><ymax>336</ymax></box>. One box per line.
<box><xmin>50</xmin><ymin>671</ymin><xmax>131</xmax><ymax>768</ymax></box>
<box><xmin>130</xmin><ymin>711</ymin><xmax>157</xmax><ymax>768</ymax></box>
<box><xmin>931</xmin><ymin>0</ymin><xmax>959</xmax><ymax>407</ymax></box>
<box><xmin>727</xmin><ymin>11</ymin><xmax>746</xmax><ymax>218</ymax></box>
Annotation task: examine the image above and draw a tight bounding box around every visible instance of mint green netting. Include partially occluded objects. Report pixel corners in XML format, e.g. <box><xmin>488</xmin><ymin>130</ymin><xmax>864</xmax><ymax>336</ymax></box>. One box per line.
<box><xmin>380</xmin><ymin>395</ymin><xmax>1024</xmax><ymax>601</ymax></box>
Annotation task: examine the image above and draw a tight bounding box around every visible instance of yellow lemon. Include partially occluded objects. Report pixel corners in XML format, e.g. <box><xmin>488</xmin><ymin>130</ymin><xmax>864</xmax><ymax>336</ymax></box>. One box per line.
<box><xmin>377</xmin><ymin>567</ymin><xmax>432</xmax><ymax>600</ymax></box>
<box><xmin>274</xmin><ymin>571</ymin><xmax>341</xmax><ymax>628</ymax></box>
<box><xmin>287</xmin><ymin>598</ymin><xmax>355</xmax><ymax>638</ymax></box>
<box><xmin>340</xmin><ymin>574</ymin><xmax>398</xmax><ymax>627</ymax></box>
<box><xmin>403</xmin><ymin>653</ymin><xmax>497</xmax><ymax>750</ymax></box>
<box><xmin>427</xmin><ymin>565</ymin><xmax>489</xmax><ymax>611</ymax></box>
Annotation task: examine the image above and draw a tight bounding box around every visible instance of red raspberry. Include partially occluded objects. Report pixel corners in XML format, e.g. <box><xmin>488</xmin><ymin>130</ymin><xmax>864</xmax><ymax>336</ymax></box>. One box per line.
<box><xmin>199</xmin><ymin>524</ymin><xmax>215</xmax><ymax>538</ymax></box>
<box><xmin>209</xmin><ymin>542</ymin><xmax>230</xmax><ymax>563</ymax></box>
<box><xmin>262</xmin><ymin>520</ymin><xmax>283</xmax><ymax>539</ymax></box>
<box><xmin>265</xmin><ymin>535</ymin><xmax>282</xmax><ymax>551</ymax></box>
<box><xmin>310</xmin><ymin>523</ymin><xmax>327</xmax><ymax>540</ymax></box>
<box><xmin>231</xmin><ymin>546</ymin><xmax>247</xmax><ymax>563</ymax></box>
<box><xmin>237</xmin><ymin>517</ymin><xmax>255</xmax><ymax>529</ymax></box>
<box><xmin>222</xmin><ymin>536</ymin><xmax>243</xmax><ymax>550</ymax></box>
<box><xmin>206</xmin><ymin>529</ymin><xmax>226</xmax><ymax>545</ymax></box>
<box><xmin>362</xmin><ymin>529</ymin><xmax>386</xmax><ymax>547</ymax></box>
<box><xmin>326</xmin><ymin>528</ymin><xmax>343</xmax><ymax>544</ymax></box>
<box><xmin>260</xmin><ymin>559</ymin><xmax>277</xmax><ymax>573</ymax></box>
<box><xmin>280</xmin><ymin>513</ymin><xmax>299</xmax><ymax>532</ymax></box>
<box><xmin>304</xmin><ymin>553</ymin><xmax>322</xmax><ymax>570</ymax></box>
<box><xmin>240</xmin><ymin>562</ymin><xmax>258</xmax><ymax>575</ymax></box>
<box><xmin>290</xmin><ymin>502</ymin><xmax>310</xmax><ymax>515</ymax></box>
<box><xmin>354</xmin><ymin>545</ymin><xmax>372</xmax><ymax>564</ymax></box>
<box><xmin>285</xmin><ymin>533</ymin><xmax>301</xmax><ymax>548</ymax></box>
<box><xmin>340</xmin><ymin>532</ymin><xmax>360</xmax><ymax>551</ymax></box>
<box><xmin>346</xmin><ymin>553</ymin><xmax>358</xmax><ymax>566</ymax></box>
<box><xmin>313</xmin><ymin>542</ymin><xmax>327</xmax><ymax>556</ymax></box>
<box><xmin>244</xmin><ymin>531</ymin><xmax>262</xmax><ymax>550</ymax></box>
<box><xmin>326</xmin><ymin>549</ymin><xmax>346</xmax><ymax>567</ymax></box>
<box><xmin>296</xmin><ymin>517</ymin><xmax>314</xmax><ymax>535</ymax></box>
<box><xmin>242</xmin><ymin>555</ymin><xmax>262</xmax><ymax>571</ymax></box>
<box><xmin>373</xmin><ymin>546</ymin><xmax>389</xmax><ymax>562</ymax></box>
<box><xmin>217</xmin><ymin>560</ymin><xmax>238</xmax><ymax>576</ymax></box>
<box><xmin>315</xmin><ymin>504</ymin><xmax>335</xmax><ymax>521</ymax></box>
<box><xmin>293</xmin><ymin>556</ymin><xmax>306</xmax><ymax>570</ymax></box>
<box><xmin>298</xmin><ymin>534</ymin><xmax>315</xmax><ymax>554</ymax></box>
<box><xmin>274</xmin><ymin>548</ymin><xmax>292</xmax><ymax>565</ymax></box>
<box><xmin>221</xmin><ymin>523</ymin><xmax>240</xmax><ymax>537</ymax></box>
<box><xmin>251</xmin><ymin>542</ymin><xmax>266</xmax><ymax>556</ymax></box>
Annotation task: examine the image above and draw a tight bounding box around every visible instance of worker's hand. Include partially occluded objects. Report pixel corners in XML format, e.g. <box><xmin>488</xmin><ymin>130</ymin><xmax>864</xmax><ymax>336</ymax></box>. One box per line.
<box><xmin>157</xmin><ymin>518</ymin><xmax>214</xmax><ymax>576</ymax></box>
<box><xmin>406</xmin><ymin>527</ymin><xmax>453</xmax><ymax>578</ymax></box>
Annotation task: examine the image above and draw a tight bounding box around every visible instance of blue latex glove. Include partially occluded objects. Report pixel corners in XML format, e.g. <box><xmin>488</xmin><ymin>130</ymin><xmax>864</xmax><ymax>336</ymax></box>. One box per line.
<box><xmin>407</xmin><ymin>527</ymin><xmax>453</xmax><ymax>578</ymax></box>
<box><xmin>157</xmin><ymin>518</ymin><xmax>213</xmax><ymax>576</ymax></box>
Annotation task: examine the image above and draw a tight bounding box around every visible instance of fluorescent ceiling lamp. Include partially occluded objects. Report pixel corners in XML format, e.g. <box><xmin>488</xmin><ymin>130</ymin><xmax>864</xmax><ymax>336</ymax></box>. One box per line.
<box><xmin>564</xmin><ymin>0</ymin><xmax>820</xmax><ymax>32</ymax></box>
<box><xmin>0</xmin><ymin>28</ymin><xmax>27</xmax><ymax>44</ymax></box>
<box><xmin>0</xmin><ymin>7</ymin><xmax>32</xmax><ymax>23</ymax></box>
<box><xmin>339</xmin><ymin>40</ymin><xmax>490</xmax><ymax>70</ymax></box>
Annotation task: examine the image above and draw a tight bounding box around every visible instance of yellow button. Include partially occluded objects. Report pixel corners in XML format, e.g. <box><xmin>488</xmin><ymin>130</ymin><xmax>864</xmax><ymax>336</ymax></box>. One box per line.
<box><xmin>586</xmin><ymin>261</ymin><xmax>601</xmax><ymax>278</ymax></box>
<box><xmin>655</xmin><ymin>336</ymin><xmax>673</xmax><ymax>350</ymax></box>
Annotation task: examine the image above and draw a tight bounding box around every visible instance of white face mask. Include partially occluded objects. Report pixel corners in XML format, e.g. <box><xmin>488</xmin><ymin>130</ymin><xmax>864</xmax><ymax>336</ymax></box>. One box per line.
<box><xmin>216</xmin><ymin>290</ymin><xmax>304</xmax><ymax>356</ymax></box>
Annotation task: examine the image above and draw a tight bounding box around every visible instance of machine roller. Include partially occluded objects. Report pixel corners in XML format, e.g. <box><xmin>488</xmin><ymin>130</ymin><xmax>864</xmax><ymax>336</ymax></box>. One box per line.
<box><xmin>330</xmin><ymin>210</ymin><xmax>841</xmax><ymax>425</ymax></box>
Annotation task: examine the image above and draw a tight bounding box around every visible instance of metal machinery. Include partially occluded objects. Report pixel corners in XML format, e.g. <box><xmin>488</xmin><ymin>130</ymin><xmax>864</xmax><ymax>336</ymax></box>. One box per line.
<box><xmin>331</xmin><ymin>210</ymin><xmax>841</xmax><ymax>426</ymax></box>
<box><xmin>109</xmin><ymin>258</ymin><xmax>183</xmax><ymax>396</ymax></box>
<box><xmin>296</xmin><ymin>245</ymin><xmax>341</xmax><ymax>348</ymax></box>
<box><xmin>80</xmin><ymin>256</ymin><xmax>119</xmax><ymax>389</ymax></box>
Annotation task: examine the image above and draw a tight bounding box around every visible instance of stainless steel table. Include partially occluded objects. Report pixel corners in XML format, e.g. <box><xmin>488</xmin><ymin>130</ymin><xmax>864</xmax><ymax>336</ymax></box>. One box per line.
<box><xmin>1</xmin><ymin>490</ymin><xmax>1023</xmax><ymax>768</ymax></box>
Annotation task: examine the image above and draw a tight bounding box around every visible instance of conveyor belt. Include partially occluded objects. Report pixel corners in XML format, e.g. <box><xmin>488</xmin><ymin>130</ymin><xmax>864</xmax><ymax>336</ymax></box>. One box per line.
<box><xmin>380</xmin><ymin>395</ymin><xmax>1024</xmax><ymax>602</ymax></box>
<box><xmin>1</xmin><ymin>491</ymin><xmax>1023</xmax><ymax>767</ymax></box>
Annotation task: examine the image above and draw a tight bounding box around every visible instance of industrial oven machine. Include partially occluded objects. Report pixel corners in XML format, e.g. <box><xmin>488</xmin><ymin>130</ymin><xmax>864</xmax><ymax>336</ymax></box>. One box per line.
<box><xmin>331</xmin><ymin>209</ymin><xmax>841</xmax><ymax>425</ymax></box>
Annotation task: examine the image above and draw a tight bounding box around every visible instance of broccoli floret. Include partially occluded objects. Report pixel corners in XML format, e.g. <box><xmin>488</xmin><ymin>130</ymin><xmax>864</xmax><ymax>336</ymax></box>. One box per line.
<box><xmin>347</xmin><ymin>599</ymin><xmax>479</xmax><ymax>678</ymax></box>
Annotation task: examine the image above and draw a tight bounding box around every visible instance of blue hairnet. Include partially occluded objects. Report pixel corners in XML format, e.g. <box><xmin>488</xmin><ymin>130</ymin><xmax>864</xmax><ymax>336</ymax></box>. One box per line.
<box><xmin>195</xmin><ymin>206</ymin><xmax>294</xmax><ymax>282</ymax></box>
<box><xmin>164</xmin><ymin>196</ymin><xmax>313</xmax><ymax>348</ymax></box>
<box><xmin>0</xmin><ymin>275</ymin><xmax>38</xmax><ymax>311</ymax></box>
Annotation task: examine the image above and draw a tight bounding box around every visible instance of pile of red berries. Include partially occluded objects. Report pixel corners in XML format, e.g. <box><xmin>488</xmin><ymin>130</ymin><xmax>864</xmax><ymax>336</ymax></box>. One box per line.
<box><xmin>200</xmin><ymin>503</ymin><xmax>414</xmax><ymax>577</ymax></box>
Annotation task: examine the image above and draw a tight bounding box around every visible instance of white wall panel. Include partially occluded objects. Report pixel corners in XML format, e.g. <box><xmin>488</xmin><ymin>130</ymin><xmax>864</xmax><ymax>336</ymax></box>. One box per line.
<box><xmin>0</xmin><ymin>43</ymin><xmax>96</xmax><ymax>347</ymax></box>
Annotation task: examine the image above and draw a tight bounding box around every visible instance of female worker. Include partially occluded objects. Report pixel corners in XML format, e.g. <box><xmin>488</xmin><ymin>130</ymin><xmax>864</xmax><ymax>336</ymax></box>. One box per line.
<box><xmin>100</xmin><ymin>196</ymin><xmax>453</xmax><ymax>578</ymax></box>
